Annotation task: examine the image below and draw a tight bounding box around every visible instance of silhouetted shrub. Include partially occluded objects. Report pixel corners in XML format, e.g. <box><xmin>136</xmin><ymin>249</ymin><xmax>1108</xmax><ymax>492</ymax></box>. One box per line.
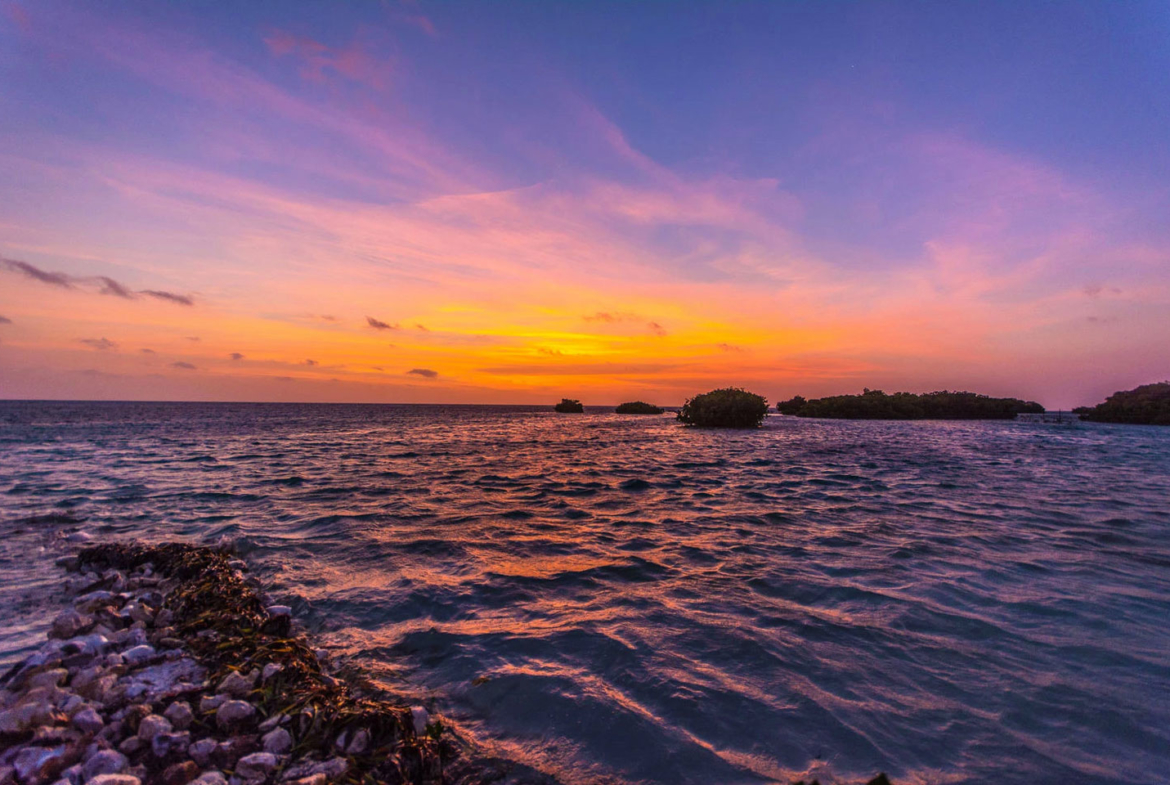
<box><xmin>1079</xmin><ymin>382</ymin><xmax>1170</xmax><ymax>425</ymax></box>
<box><xmin>615</xmin><ymin>401</ymin><xmax>664</xmax><ymax>414</ymax></box>
<box><xmin>776</xmin><ymin>395</ymin><xmax>806</xmax><ymax>415</ymax></box>
<box><xmin>554</xmin><ymin>398</ymin><xmax>584</xmax><ymax>413</ymax></box>
<box><xmin>677</xmin><ymin>388</ymin><xmax>768</xmax><ymax>428</ymax></box>
<box><xmin>776</xmin><ymin>389</ymin><xmax>1044</xmax><ymax>420</ymax></box>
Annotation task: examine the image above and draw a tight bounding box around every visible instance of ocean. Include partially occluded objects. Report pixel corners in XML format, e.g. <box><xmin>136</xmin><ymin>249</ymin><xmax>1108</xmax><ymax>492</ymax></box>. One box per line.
<box><xmin>1</xmin><ymin>401</ymin><xmax>1168</xmax><ymax>784</ymax></box>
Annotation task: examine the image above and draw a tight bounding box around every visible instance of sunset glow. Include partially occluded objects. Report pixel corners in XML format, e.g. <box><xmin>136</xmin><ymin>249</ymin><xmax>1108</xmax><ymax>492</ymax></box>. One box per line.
<box><xmin>2</xmin><ymin>2</ymin><xmax>1168</xmax><ymax>407</ymax></box>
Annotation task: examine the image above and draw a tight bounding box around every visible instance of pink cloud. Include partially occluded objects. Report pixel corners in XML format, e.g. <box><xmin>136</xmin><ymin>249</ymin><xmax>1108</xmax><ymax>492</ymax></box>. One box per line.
<box><xmin>263</xmin><ymin>29</ymin><xmax>391</xmax><ymax>90</ymax></box>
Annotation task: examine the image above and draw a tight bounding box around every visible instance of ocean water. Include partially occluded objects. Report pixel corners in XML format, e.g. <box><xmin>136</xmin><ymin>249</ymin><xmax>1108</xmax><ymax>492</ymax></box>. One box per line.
<box><xmin>1</xmin><ymin>401</ymin><xmax>1168</xmax><ymax>785</ymax></box>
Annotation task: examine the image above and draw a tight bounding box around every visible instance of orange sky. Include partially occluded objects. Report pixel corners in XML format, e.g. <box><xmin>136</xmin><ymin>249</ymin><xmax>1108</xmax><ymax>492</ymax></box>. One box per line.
<box><xmin>1</xmin><ymin>3</ymin><xmax>1168</xmax><ymax>408</ymax></box>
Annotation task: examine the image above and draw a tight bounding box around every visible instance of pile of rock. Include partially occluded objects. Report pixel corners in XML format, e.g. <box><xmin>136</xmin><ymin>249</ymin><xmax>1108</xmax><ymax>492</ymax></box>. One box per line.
<box><xmin>0</xmin><ymin>544</ymin><xmax>442</xmax><ymax>785</ymax></box>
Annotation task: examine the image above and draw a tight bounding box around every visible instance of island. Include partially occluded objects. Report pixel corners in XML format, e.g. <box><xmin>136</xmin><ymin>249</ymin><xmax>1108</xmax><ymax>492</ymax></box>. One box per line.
<box><xmin>677</xmin><ymin>387</ymin><xmax>769</xmax><ymax>428</ymax></box>
<box><xmin>1075</xmin><ymin>381</ymin><xmax>1170</xmax><ymax>425</ymax></box>
<box><xmin>776</xmin><ymin>389</ymin><xmax>1045</xmax><ymax>420</ymax></box>
<box><xmin>554</xmin><ymin>398</ymin><xmax>584</xmax><ymax>413</ymax></box>
<box><xmin>615</xmin><ymin>401</ymin><xmax>664</xmax><ymax>414</ymax></box>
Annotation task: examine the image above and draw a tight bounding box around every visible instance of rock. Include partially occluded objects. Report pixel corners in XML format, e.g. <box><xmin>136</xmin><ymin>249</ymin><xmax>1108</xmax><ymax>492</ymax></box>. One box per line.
<box><xmin>309</xmin><ymin>759</ymin><xmax>347</xmax><ymax>780</ymax></box>
<box><xmin>260</xmin><ymin>728</ymin><xmax>291</xmax><ymax>755</ymax></box>
<box><xmin>55</xmin><ymin>555</ymin><xmax>80</xmax><ymax>571</ymax></box>
<box><xmin>215</xmin><ymin>700</ymin><xmax>255</xmax><ymax>730</ymax></box>
<box><xmin>200</xmin><ymin>695</ymin><xmax>226</xmax><ymax>713</ymax></box>
<box><xmin>345</xmin><ymin>728</ymin><xmax>369</xmax><ymax>755</ymax></box>
<box><xmin>234</xmin><ymin>753</ymin><xmax>276</xmax><ymax>782</ymax></box>
<box><xmin>260</xmin><ymin>664</ymin><xmax>282</xmax><ymax>683</ymax></box>
<box><xmin>67</xmin><ymin>634</ymin><xmax>110</xmax><ymax>658</ymax></box>
<box><xmin>51</xmin><ymin>611</ymin><xmax>92</xmax><ymax>640</ymax></box>
<box><xmin>65</xmin><ymin>532</ymin><xmax>94</xmax><ymax>543</ymax></box>
<box><xmin>122</xmin><ymin>646</ymin><xmax>156</xmax><ymax>666</ymax></box>
<box><xmin>163</xmin><ymin>702</ymin><xmax>193</xmax><ymax>731</ymax></box>
<box><xmin>87</xmin><ymin>776</ymin><xmax>141</xmax><ymax>785</ymax></box>
<box><xmin>411</xmin><ymin>706</ymin><xmax>429</xmax><ymax>736</ymax></box>
<box><xmin>257</xmin><ymin>715</ymin><xmax>284</xmax><ymax>733</ymax></box>
<box><xmin>60</xmin><ymin>695</ymin><xmax>85</xmax><ymax>716</ymax></box>
<box><xmin>187</xmin><ymin>740</ymin><xmax>218</xmax><ymax>768</ymax></box>
<box><xmin>154</xmin><ymin>609</ymin><xmax>174</xmax><ymax>628</ymax></box>
<box><xmin>151</xmin><ymin>732</ymin><xmax>189</xmax><ymax>759</ymax></box>
<box><xmin>0</xmin><ymin>699</ymin><xmax>61</xmax><ymax>732</ymax></box>
<box><xmin>137</xmin><ymin>714</ymin><xmax>172</xmax><ymax>740</ymax></box>
<box><xmin>127</xmin><ymin>659</ymin><xmax>205</xmax><ymax>702</ymax></box>
<box><xmin>82</xmin><ymin>750</ymin><xmax>128</xmax><ymax>780</ymax></box>
<box><xmin>212</xmin><ymin>736</ymin><xmax>259</xmax><ymax>768</ymax></box>
<box><xmin>266</xmin><ymin>606</ymin><xmax>291</xmax><ymax>618</ymax></box>
<box><xmin>13</xmin><ymin>745</ymin><xmax>67</xmax><ymax>783</ymax></box>
<box><xmin>126</xmin><ymin>604</ymin><xmax>153</xmax><ymax>626</ymax></box>
<box><xmin>283</xmin><ymin>777</ymin><xmax>325</xmax><ymax>785</ymax></box>
<box><xmin>189</xmin><ymin>772</ymin><xmax>226</xmax><ymax>785</ymax></box>
<box><xmin>216</xmin><ymin>671</ymin><xmax>253</xmax><ymax>698</ymax></box>
<box><xmin>71</xmin><ymin>706</ymin><xmax>104</xmax><ymax>733</ymax></box>
<box><xmin>161</xmin><ymin>761</ymin><xmax>200</xmax><ymax>785</ymax></box>
<box><xmin>117</xmin><ymin>737</ymin><xmax>144</xmax><ymax>756</ymax></box>
<box><xmin>28</xmin><ymin>668</ymin><xmax>69</xmax><ymax>689</ymax></box>
<box><xmin>61</xmin><ymin>763</ymin><xmax>83</xmax><ymax>785</ymax></box>
<box><xmin>74</xmin><ymin>591</ymin><xmax>114</xmax><ymax>614</ymax></box>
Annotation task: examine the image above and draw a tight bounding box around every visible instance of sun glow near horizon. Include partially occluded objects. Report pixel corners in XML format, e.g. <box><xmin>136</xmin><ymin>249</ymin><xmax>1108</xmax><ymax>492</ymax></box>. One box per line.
<box><xmin>2</xmin><ymin>2</ymin><xmax>1168</xmax><ymax>408</ymax></box>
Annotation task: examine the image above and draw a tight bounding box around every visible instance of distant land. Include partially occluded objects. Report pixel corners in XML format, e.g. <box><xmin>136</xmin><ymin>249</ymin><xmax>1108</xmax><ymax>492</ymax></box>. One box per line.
<box><xmin>776</xmin><ymin>389</ymin><xmax>1045</xmax><ymax>420</ymax></box>
<box><xmin>1075</xmin><ymin>382</ymin><xmax>1170</xmax><ymax>426</ymax></box>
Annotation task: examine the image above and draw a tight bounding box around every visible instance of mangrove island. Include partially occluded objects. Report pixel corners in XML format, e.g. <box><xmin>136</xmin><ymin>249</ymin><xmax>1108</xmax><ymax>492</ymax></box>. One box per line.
<box><xmin>615</xmin><ymin>401</ymin><xmax>665</xmax><ymax>415</ymax></box>
<box><xmin>1075</xmin><ymin>381</ymin><xmax>1170</xmax><ymax>425</ymax></box>
<box><xmin>554</xmin><ymin>398</ymin><xmax>585</xmax><ymax>413</ymax></box>
<box><xmin>677</xmin><ymin>388</ymin><xmax>769</xmax><ymax>428</ymax></box>
<box><xmin>776</xmin><ymin>389</ymin><xmax>1045</xmax><ymax>420</ymax></box>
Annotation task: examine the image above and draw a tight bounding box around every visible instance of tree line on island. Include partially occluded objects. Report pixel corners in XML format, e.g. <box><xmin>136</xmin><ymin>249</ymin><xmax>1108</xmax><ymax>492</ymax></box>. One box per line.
<box><xmin>1073</xmin><ymin>381</ymin><xmax>1170</xmax><ymax>425</ymax></box>
<box><xmin>552</xmin><ymin>380</ymin><xmax>1170</xmax><ymax>427</ymax></box>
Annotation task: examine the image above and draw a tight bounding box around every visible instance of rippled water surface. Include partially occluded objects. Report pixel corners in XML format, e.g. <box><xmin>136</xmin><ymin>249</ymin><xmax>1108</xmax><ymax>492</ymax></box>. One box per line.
<box><xmin>2</xmin><ymin>401</ymin><xmax>1169</xmax><ymax>784</ymax></box>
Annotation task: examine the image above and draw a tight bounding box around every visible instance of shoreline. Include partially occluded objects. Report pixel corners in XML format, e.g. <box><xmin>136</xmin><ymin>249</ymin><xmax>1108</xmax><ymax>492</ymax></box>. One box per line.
<box><xmin>0</xmin><ymin>542</ymin><xmax>541</xmax><ymax>785</ymax></box>
<box><xmin>0</xmin><ymin>540</ymin><xmax>902</xmax><ymax>785</ymax></box>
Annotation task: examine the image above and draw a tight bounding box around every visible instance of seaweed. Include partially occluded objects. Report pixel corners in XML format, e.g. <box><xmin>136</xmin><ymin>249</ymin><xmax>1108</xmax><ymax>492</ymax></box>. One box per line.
<box><xmin>75</xmin><ymin>542</ymin><xmax>442</xmax><ymax>785</ymax></box>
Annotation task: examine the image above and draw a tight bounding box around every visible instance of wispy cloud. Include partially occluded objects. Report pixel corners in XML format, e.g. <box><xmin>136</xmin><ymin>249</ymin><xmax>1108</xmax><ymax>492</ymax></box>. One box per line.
<box><xmin>407</xmin><ymin>367</ymin><xmax>438</xmax><ymax>378</ymax></box>
<box><xmin>141</xmin><ymin>290</ymin><xmax>194</xmax><ymax>306</ymax></box>
<box><xmin>79</xmin><ymin>337</ymin><xmax>117</xmax><ymax>350</ymax></box>
<box><xmin>366</xmin><ymin>316</ymin><xmax>399</xmax><ymax>330</ymax></box>
<box><xmin>3</xmin><ymin>257</ymin><xmax>72</xmax><ymax>287</ymax></box>
<box><xmin>229</xmin><ymin>352</ymin><xmax>244</xmax><ymax>360</ymax></box>
<box><xmin>0</xmin><ymin>315</ymin><xmax>11</xmax><ymax>325</ymax></box>
<box><xmin>2</xmin><ymin>257</ymin><xmax>194</xmax><ymax>306</ymax></box>
<box><xmin>140</xmin><ymin>348</ymin><xmax>155</xmax><ymax>354</ymax></box>
<box><xmin>303</xmin><ymin>358</ymin><xmax>318</xmax><ymax>366</ymax></box>
<box><xmin>171</xmin><ymin>361</ymin><xmax>197</xmax><ymax>370</ymax></box>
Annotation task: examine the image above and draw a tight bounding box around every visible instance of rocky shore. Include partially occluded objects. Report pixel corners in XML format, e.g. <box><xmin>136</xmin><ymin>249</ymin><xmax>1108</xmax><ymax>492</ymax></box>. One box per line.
<box><xmin>1</xmin><ymin>540</ymin><xmax>895</xmax><ymax>785</ymax></box>
<box><xmin>0</xmin><ymin>543</ymin><xmax>448</xmax><ymax>785</ymax></box>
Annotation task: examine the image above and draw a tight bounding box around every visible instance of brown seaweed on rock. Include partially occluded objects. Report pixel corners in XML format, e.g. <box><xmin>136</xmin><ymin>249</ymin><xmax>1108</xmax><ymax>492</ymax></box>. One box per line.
<box><xmin>75</xmin><ymin>542</ymin><xmax>443</xmax><ymax>785</ymax></box>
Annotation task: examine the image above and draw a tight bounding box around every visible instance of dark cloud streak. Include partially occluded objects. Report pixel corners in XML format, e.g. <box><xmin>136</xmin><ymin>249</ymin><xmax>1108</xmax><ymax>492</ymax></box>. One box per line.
<box><xmin>1</xmin><ymin>257</ymin><xmax>194</xmax><ymax>306</ymax></box>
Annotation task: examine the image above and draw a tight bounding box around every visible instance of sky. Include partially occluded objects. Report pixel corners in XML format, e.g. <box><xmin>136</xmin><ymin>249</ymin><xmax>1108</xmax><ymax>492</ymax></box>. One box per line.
<box><xmin>1</xmin><ymin>1</ymin><xmax>1168</xmax><ymax>408</ymax></box>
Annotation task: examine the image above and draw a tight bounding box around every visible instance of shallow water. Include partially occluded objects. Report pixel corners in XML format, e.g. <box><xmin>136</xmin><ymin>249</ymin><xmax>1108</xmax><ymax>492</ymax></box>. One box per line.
<box><xmin>1</xmin><ymin>401</ymin><xmax>1168</xmax><ymax>784</ymax></box>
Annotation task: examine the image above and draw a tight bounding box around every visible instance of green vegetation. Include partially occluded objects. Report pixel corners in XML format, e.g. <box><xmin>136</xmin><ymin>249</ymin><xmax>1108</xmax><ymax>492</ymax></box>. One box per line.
<box><xmin>775</xmin><ymin>389</ymin><xmax>1044</xmax><ymax>420</ymax></box>
<box><xmin>1077</xmin><ymin>381</ymin><xmax>1170</xmax><ymax>425</ymax></box>
<box><xmin>677</xmin><ymin>387</ymin><xmax>769</xmax><ymax>428</ymax></box>
<box><xmin>615</xmin><ymin>400</ymin><xmax>664</xmax><ymax>414</ymax></box>
<box><xmin>554</xmin><ymin>398</ymin><xmax>584</xmax><ymax>413</ymax></box>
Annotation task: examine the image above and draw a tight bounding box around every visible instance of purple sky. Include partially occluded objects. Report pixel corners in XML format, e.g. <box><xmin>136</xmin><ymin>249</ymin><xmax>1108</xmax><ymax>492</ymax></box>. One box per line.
<box><xmin>1</xmin><ymin>1</ymin><xmax>1168</xmax><ymax>406</ymax></box>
